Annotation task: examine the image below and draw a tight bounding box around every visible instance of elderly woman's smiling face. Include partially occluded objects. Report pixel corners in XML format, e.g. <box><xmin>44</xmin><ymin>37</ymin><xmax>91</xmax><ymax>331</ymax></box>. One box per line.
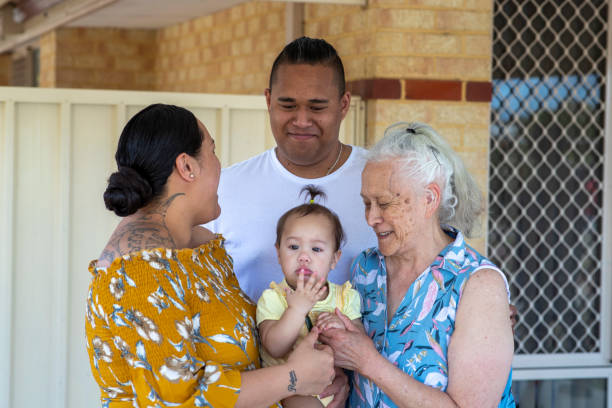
<box><xmin>361</xmin><ymin>160</ymin><xmax>432</xmax><ymax>258</ymax></box>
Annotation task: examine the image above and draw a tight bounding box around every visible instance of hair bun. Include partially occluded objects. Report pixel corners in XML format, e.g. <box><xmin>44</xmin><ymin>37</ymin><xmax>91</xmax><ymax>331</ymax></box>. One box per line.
<box><xmin>103</xmin><ymin>166</ymin><xmax>153</xmax><ymax>216</ymax></box>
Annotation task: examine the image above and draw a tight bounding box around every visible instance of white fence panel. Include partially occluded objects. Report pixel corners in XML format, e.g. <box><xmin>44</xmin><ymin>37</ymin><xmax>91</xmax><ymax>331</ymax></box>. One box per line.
<box><xmin>0</xmin><ymin>86</ymin><xmax>365</xmax><ymax>408</ymax></box>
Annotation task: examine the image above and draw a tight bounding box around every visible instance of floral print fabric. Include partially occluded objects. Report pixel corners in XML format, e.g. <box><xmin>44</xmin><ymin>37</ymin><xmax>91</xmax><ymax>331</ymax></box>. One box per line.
<box><xmin>349</xmin><ymin>229</ymin><xmax>515</xmax><ymax>408</ymax></box>
<box><xmin>85</xmin><ymin>236</ymin><xmax>267</xmax><ymax>408</ymax></box>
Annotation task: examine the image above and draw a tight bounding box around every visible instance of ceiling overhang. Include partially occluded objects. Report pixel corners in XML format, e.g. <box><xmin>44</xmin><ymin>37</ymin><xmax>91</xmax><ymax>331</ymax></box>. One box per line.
<box><xmin>68</xmin><ymin>0</ymin><xmax>248</xmax><ymax>29</ymax></box>
<box><xmin>0</xmin><ymin>0</ymin><xmax>366</xmax><ymax>54</ymax></box>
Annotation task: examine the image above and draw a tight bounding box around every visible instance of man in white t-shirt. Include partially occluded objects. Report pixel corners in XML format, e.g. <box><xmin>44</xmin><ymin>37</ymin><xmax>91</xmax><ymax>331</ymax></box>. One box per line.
<box><xmin>206</xmin><ymin>37</ymin><xmax>376</xmax><ymax>302</ymax></box>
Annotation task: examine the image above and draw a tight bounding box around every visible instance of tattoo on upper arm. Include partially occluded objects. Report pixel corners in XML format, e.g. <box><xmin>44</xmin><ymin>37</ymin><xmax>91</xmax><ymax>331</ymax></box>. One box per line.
<box><xmin>288</xmin><ymin>370</ymin><xmax>297</xmax><ymax>392</ymax></box>
<box><xmin>98</xmin><ymin>248</ymin><xmax>118</xmax><ymax>265</ymax></box>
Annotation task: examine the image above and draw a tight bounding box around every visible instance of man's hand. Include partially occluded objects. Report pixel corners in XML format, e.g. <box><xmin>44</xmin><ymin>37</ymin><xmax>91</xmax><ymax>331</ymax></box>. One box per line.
<box><xmin>318</xmin><ymin>366</ymin><xmax>349</xmax><ymax>408</ymax></box>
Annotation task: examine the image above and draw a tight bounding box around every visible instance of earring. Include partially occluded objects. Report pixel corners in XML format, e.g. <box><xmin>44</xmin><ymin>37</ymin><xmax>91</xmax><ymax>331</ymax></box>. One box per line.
<box><xmin>189</xmin><ymin>173</ymin><xmax>195</xmax><ymax>179</ymax></box>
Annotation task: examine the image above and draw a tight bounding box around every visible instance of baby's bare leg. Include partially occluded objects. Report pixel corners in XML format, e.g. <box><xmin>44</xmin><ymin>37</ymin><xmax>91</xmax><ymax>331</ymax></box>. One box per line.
<box><xmin>282</xmin><ymin>395</ymin><xmax>325</xmax><ymax>408</ymax></box>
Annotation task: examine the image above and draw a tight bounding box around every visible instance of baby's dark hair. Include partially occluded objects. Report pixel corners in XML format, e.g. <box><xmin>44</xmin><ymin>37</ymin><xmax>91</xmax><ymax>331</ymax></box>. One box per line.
<box><xmin>275</xmin><ymin>185</ymin><xmax>345</xmax><ymax>251</ymax></box>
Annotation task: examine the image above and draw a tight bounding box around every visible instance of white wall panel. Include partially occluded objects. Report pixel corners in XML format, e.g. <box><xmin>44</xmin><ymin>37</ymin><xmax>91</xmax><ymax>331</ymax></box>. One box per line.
<box><xmin>229</xmin><ymin>109</ymin><xmax>272</xmax><ymax>164</ymax></box>
<box><xmin>185</xmin><ymin>106</ymin><xmax>221</xmax><ymax>163</ymax></box>
<box><xmin>0</xmin><ymin>86</ymin><xmax>364</xmax><ymax>408</ymax></box>
<box><xmin>0</xmin><ymin>99</ymin><xmax>15</xmax><ymax>408</ymax></box>
<box><xmin>12</xmin><ymin>102</ymin><xmax>61</xmax><ymax>408</ymax></box>
<box><xmin>67</xmin><ymin>104</ymin><xmax>117</xmax><ymax>408</ymax></box>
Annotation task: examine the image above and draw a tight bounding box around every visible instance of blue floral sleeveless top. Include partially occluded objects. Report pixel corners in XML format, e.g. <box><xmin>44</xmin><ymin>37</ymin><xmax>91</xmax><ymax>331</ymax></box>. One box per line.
<box><xmin>349</xmin><ymin>229</ymin><xmax>515</xmax><ymax>407</ymax></box>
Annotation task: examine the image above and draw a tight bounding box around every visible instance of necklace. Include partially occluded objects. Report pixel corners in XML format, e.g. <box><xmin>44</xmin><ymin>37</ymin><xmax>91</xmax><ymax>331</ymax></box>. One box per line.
<box><xmin>325</xmin><ymin>143</ymin><xmax>343</xmax><ymax>176</ymax></box>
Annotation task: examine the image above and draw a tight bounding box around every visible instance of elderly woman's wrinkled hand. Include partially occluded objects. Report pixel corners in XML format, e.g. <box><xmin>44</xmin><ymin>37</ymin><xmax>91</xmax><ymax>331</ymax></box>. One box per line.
<box><xmin>318</xmin><ymin>309</ymin><xmax>377</xmax><ymax>373</ymax></box>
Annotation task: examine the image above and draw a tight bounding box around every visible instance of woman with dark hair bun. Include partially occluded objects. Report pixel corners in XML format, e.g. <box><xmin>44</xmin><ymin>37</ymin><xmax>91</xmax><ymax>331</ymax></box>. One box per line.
<box><xmin>85</xmin><ymin>104</ymin><xmax>335</xmax><ymax>407</ymax></box>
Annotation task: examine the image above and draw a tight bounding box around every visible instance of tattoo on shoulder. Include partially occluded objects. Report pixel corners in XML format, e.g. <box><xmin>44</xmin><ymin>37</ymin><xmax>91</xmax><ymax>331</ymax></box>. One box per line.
<box><xmin>108</xmin><ymin>221</ymin><xmax>175</xmax><ymax>253</ymax></box>
<box><xmin>288</xmin><ymin>370</ymin><xmax>297</xmax><ymax>392</ymax></box>
<box><xmin>98</xmin><ymin>248</ymin><xmax>118</xmax><ymax>266</ymax></box>
<box><xmin>100</xmin><ymin>193</ymin><xmax>185</xmax><ymax>261</ymax></box>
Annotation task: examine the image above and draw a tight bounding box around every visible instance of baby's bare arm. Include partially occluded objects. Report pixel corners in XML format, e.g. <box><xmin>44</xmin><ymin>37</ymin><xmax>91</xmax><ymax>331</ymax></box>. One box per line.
<box><xmin>258</xmin><ymin>310</ymin><xmax>307</xmax><ymax>358</ymax></box>
<box><xmin>260</xmin><ymin>274</ymin><xmax>327</xmax><ymax>358</ymax></box>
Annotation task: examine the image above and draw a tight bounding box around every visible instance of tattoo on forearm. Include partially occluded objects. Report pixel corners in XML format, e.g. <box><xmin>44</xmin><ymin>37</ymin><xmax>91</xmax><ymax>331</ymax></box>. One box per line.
<box><xmin>288</xmin><ymin>370</ymin><xmax>297</xmax><ymax>392</ymax></box>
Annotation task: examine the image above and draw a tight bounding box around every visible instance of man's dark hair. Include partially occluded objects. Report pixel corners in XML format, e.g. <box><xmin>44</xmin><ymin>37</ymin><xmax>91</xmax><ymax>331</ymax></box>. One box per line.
<box><xmin>269</xmin><ymin>36</ymin><xmax>346</xmax><ymax>96</ymax></box>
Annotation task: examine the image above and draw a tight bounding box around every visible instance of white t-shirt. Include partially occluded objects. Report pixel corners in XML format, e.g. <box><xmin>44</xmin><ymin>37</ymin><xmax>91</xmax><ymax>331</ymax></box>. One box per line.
<box><xmin>206</xmin><ymin>146</ymin><xmax>377</xmax><ymax>301</ymax></box>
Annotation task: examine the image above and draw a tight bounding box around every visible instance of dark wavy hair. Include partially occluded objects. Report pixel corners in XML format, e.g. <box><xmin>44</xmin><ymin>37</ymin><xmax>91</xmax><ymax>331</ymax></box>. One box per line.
<box><xmin>103</xmin><ymin>104</ymin><xmax>203</xmax><ymax>217</ymax></box>
<box><xmin>275</xmin><ymin>185</ymin><xmax>345</xmax><ymax>251</ymax></box>
<box><xmin>269</xmin><ymin>36</ymin><xmax>346</xmax><ymax>96</ymax></box>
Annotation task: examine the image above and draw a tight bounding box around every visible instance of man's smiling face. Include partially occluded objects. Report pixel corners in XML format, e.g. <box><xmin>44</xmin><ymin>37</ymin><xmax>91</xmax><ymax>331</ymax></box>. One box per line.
<box><xmin>265</xmin><ymin>63</ymin><xmax>350</xmax><ymax>168</ymax></box>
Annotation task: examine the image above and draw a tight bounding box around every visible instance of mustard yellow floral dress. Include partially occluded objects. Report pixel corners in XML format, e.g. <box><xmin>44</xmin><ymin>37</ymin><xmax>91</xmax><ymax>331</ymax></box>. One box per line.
<box><xmin>85</xmin><ymin>236</ymin><xmax>266</xmax><ymax>408</ymax></box>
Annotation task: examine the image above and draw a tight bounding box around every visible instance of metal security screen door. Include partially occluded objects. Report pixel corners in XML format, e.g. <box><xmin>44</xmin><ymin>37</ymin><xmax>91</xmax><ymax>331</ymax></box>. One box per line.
<box><xmin>489</xmin><ymin>0</ymin><xmax>611</xmax><ymax>378</ymax></box>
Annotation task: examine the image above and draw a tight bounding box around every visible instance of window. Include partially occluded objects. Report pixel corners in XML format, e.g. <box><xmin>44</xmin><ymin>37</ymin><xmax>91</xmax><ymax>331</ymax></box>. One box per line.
<box><xmin>489</xmin><ymin>0</ymin><xmax>607</xmax><ymax>357</ymax></box>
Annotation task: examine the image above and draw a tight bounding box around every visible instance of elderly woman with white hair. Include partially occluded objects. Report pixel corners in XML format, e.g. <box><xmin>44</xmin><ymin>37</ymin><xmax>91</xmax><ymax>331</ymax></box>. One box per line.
<box><xmin>318</xmin><ymin>122</ymin><xmax>515</xmax><ymax>407</ymax></box>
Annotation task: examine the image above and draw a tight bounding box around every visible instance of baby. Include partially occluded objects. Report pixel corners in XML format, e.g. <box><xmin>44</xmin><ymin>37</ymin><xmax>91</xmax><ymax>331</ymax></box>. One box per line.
<box><xmin>256</xmin><ymin>185</ymin><xmax>363</xmax><ymax>408</ymax></box>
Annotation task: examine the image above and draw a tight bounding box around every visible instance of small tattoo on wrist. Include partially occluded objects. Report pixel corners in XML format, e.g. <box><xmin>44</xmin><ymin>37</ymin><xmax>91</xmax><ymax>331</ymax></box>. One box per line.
<box><xmin>288</xmin><ymin>370</ymin><xmax>297</xmax><ymax>392</ymax></box>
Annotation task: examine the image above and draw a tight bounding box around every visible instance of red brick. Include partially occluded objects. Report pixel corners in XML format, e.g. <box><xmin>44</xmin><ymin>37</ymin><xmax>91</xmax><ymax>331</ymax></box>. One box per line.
<box><xmin>404</xmin><ymin>79</ymin><xmax>462</xmax><ymax>101</ymax></box>
<box><xmin>466</xmin><ymin>81</ymin><xmax>492</xmax><ymax>102</ymax></box>
<box><xmin>347</xmin><ymin>78</ymin><xmax>401</xmax><ymax>100</ymax></box>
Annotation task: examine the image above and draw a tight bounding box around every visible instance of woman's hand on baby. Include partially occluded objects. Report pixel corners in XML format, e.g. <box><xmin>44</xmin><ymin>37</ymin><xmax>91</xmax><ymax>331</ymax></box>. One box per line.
<box><xmin>316</xmin><ymin>311</ymin><xmax>346</xmax><ymax>331</ymax></box>
<box><xmin>285</xmin><ymin>272</ymin><xmax>327</xmax><ymax>315</ymax></box>
<box><xmin>286</xmin><ymin>327</ymin><xmax>335</xmax><ymax>396</ymax></box>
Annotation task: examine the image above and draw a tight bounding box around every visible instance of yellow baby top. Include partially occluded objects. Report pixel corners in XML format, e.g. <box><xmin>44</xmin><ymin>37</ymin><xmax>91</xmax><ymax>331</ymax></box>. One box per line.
<box><xmin>256</xmin><ymin>279</ymin><xmax>361</xmax><ymax>406</ymax></box>
<box><xmin>85</xmin><ymin>236</ymin><xmax>269</xmax><ymax>408</ymax></box>
<box><xmin>256</xmin><ymin>279</ymin><xmax>362</xmax><ymax>368</ymax></box>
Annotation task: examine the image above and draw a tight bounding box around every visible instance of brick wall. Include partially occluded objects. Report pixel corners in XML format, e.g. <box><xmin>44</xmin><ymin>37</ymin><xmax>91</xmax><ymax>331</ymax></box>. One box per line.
<box><xmin>40</xmin><ymin>27</ymin><xmax>156</xmax><ymax>90</ymax></box>
<box><xmin>155</xmin><ymin>1</ymin><xmax>286</xmax><ymax>94</ymax></box>
<box><xmin>37</xmin><ymin>1</ymin><xmax>286</xmax><ymax>94</ymax></box>
<box><xmin>305</xmin><ymin>0</ymin><xmax>493</xmax><ymax>251</ymax></box>
<box><xmin>32</xmin><ymin>0</ymin><xmax>493</xmax><ymax>248</ymax></box>
<box><xmin>0</xmin><ymin>53</ymin><xmax>11</xmax><ymax>85</ymax></box>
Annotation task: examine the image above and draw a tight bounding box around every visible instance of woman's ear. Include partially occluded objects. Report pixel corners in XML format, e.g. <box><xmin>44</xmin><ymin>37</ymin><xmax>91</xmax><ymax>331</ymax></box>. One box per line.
<box><xmin>175</xmin><ymin>153</ymin><xmax>197</xmax><ymax>182</ymax></box>
<box><xmin>424</xmin><ymin>182</ymin><xmax>442</xmax><ymax>218</ymax></box>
